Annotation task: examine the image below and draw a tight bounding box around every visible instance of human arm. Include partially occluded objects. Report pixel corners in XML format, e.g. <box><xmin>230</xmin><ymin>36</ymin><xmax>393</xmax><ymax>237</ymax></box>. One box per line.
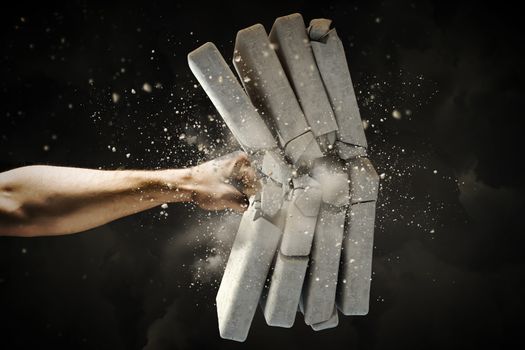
<box><xmin>0</xmin><ymin>152</ymin><xmax>258</xmax><ymax>237</ymax></box>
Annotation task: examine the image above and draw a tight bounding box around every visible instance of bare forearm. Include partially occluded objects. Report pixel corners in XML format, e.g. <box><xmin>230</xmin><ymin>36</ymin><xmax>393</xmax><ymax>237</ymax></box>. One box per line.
<box><xmin>0</xmin><ymin>166</ymin><xmax>194</xmax><ymax>236</ymax></box>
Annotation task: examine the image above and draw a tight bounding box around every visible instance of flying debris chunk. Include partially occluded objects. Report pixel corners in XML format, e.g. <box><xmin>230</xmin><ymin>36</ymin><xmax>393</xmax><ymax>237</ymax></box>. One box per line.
<box><xmin>347</xmin><ymin>157</ymin><xmax>380</xmax><ymax>203</ymax></box>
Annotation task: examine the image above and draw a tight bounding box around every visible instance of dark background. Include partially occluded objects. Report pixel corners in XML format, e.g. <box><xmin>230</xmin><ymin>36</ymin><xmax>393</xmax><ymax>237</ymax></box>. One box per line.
<box><xmin>1</xmin><ymin>0</ymin><xmax>524</xmax><ymax>349</ymax></box>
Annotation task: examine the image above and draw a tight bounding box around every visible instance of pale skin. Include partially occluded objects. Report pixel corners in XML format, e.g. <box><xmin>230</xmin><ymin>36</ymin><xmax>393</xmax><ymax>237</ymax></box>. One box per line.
<box><xmin>0</xmin><ymin>152</ymin><xmax>259</xmax><ymax>237</ymax></box>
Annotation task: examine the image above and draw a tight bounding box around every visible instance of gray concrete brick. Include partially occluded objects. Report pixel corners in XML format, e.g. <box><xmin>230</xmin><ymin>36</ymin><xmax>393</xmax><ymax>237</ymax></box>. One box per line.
<box><xmin>286</xmin><ymin>132</ymin><xmax>324</xmax><ymax>167</ymax></box>
<box><xmin>309</xmin><ymin>22</ymin><xmax>368</xmax><ymax>149</ymax></box>
<box><xmin>337</xmin><ymin>201</ymin><xmax>376</xmax><ymax>316</ymax></box>
<box><xmin>347</xmin><ymin>157</ymin><xmax>380</xmax><ymax>203</ymax></box>
<box><xmin>261</xmin><ymin>252</ymin><xmax>309</xmax><ymax>327</ymax></box>
<box><xmin>269</xmin><ymin>14</ymin><xmax>338</xmax><ymax>141</ymax></box>
<box><xmin>187</xmin><ymin>42</ymin><xmax>276</xmax><ymax>154</ymax></box>
<box><xmin>280</xmin><ymin>176</ymin><xmax>322</xmax><ymax>256</ymax></box>
<box><xmin>261</xmin><ymin>150</ymin><xmax>292</xmax><ymax>185</ymax></box>
<box><xmin>302</xmin><ymin>205</ymin><xmax>347</xmax><ymax>325</ymax></box>
<box><xmin>261</xmin><ymin>179</ymin><xmax>283</xmax><ymax>218</ymax></box>
<box><xmin>216</xmin><ymin>202</ymin><xmax>282</xmax><ymax>341</ymax></box>
<box><xmin>233</xmin><ymin>24</ymin><xmax>322</xmax><ymax>164</ymax></box>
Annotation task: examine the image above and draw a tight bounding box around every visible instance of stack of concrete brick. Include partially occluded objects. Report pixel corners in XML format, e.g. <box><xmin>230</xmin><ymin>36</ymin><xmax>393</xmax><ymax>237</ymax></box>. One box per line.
<box><xmin>188</xmin><ymin>13</ymin><xmax>379</xmax><ymax>342</ymax></box>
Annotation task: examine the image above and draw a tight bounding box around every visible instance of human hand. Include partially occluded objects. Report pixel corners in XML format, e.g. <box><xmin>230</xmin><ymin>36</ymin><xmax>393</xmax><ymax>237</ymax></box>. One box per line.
<box><xmin>189</xmin><ymin>151</ymin><xmax>260</xmax><ymax>212</ymax></box>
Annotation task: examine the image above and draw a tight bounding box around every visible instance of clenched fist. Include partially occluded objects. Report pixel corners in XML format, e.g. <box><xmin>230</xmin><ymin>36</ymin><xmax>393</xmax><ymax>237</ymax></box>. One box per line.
<box><xmin>189</xmin><ymin>151</ymin><xmax>260</xmax><ymax>212</ymax></box>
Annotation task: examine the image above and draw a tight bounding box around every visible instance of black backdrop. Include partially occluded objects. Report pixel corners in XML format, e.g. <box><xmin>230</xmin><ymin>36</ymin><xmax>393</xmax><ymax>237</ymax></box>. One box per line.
<box><xmin>1</xmin><ymin>1</ymin><xmax>524</xmax><ymax>349</ymax></box>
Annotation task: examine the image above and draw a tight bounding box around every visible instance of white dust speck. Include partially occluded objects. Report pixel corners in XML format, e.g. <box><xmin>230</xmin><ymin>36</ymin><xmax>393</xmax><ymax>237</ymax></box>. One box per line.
<box><xmin>392</xmin><ymin>109</ymin><xmax>402</xmax><ymax>119</ymax></box>
<box><xmin>112</xmin><ymin>92</ymin><xmax>120</xmax><ymax>103</ymax></box>
<box><xmin>142</xmin><ymin>82</ymin><xmax>152</xmax><ymax>93</ymax></box>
